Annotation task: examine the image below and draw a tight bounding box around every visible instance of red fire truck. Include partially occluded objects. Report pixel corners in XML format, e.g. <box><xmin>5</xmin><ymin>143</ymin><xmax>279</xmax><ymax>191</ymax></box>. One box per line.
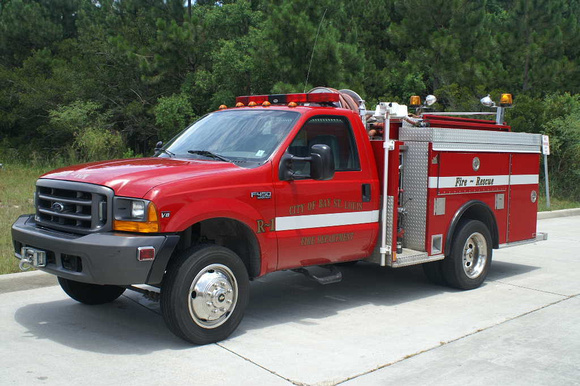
<box><xmin>12</xmin><ymin>89</ymin><xmax>547</xmax><ymax>344</ymax></box>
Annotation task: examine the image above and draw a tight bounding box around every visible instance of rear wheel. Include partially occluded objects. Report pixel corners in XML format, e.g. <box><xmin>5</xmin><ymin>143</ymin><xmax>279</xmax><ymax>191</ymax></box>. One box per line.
<box><xmin>161</xmin><ymin>245</ymin><xmax>249</xmax><ymax>345</ymax></box>
<box><xmin>58</xmin><ymin>277</ymin><xmax>125</xmax><ymax>305</ymax></box>
<box><xmin>443</xmin><ymin>220</ymin><xmax>492</xmax><ymax>290</ymax></box>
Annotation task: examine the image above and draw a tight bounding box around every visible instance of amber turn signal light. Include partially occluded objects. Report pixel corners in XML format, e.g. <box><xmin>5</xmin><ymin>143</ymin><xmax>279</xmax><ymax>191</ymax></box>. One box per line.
<box><xmin>114</xmin><ymin>203</ymin><xmax>160</xmax><ymax>233</ymax></box>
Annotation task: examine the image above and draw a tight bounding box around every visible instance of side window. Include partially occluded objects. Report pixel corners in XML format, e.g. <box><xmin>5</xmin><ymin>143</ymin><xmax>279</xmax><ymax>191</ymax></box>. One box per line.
<box><xmin>288</xmin><ymin>116</ymin><xmax>360</xmax><ymax>177</ymax></box>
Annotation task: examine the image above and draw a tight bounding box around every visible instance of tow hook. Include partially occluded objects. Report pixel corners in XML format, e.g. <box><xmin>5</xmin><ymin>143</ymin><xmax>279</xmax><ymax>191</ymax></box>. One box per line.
<box><xmin>19</xmin><ymin>256</ymin><xmax>33</xmax><ymax>271</ymax></box>
<box><xmin>17</xmin><ymin>247</ymin><xmax>47</xmax><ymax>271</ymax></box>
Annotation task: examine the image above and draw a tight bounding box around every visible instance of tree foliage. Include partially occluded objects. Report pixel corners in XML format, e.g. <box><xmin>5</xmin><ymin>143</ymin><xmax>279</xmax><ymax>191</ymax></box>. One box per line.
<box><xmin>0</xmin><ymin>0</ymin><xmax>579</xmax><ymax>198</ymax></box>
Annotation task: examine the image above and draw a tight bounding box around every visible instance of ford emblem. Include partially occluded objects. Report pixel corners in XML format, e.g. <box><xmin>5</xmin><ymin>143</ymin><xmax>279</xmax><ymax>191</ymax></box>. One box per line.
<box><xmin>51</xmin><ymin>202</ymin><xmax>65</xmax><ymax>213</ymax></box>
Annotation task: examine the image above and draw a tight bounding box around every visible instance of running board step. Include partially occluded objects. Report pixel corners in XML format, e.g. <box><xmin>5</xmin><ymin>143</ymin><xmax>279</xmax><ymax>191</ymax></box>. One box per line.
<box><xmin>292</xmin><ymin>265</ymin><xmax>343</xmax><ymax>285</ymax></box>
<box><xmin>388</xmin><ymin>248</ymin><xmax>444</xmax><ymax>268</ymax></box>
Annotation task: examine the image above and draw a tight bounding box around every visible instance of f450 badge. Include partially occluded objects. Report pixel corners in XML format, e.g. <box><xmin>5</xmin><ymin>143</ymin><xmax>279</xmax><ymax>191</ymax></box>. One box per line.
<box><xmin>251</xmin><ymin>191</ymin><xmax>272</xmax><ymax>200</ymax></box>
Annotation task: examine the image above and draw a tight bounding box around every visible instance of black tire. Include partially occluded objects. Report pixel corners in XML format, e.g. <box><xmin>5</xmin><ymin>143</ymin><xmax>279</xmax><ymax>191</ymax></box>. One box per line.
<box><xmin>58</xmin><ymin>277</ymin><xmax>126</xmax><ymax>305</ymax></box>
<box><xmin>422</xmin><ymin>260</ymin><xmax>447</xmax><ymax>286</ymax></box>
<box><xmin>160</xmin><ymin>245</ymin><xmax>249</xmax><ymax>345</ymax></box>
<box><xmin>443</xmin><ymin>220</ymin><xmax>493</xmax><ymax>290</ymax></box>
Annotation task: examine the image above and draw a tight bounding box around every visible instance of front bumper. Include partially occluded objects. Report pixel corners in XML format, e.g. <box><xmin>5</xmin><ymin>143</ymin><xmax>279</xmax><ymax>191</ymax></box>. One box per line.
<box><xmin>12</xmin><ymin>215</ymin><xmax>179</xmax><ymax>286</ymax></box>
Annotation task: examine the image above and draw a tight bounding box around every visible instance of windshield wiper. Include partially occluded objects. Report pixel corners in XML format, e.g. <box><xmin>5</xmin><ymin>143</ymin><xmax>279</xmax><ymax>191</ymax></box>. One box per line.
<box><xmin>158</xmin><ymin>148</ymin><xmax>175</xmax><ymax>157</ymax></box>
<box><xmin>187</xmin><ymin>150</ymin><xmax>231</xmax><ymax>163</ymax></box>
<box><xmin>154</xmin><ymin>141</ymin><xmax>175</xmax><ymax>157</ymax></box>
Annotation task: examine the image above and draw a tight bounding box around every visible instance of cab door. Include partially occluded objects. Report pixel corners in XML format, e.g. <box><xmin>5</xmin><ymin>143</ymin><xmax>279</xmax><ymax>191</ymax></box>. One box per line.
<box><xmin>273</xmin><ymin>114</ymin><xmax>379</xmax><ymax>270</ymax></box>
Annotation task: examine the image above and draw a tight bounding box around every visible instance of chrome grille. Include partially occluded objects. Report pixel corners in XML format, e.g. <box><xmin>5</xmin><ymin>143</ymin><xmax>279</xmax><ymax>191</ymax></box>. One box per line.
<box><xmin>35</xmin><ymin>179</ymin><xmax>114</xmax><ymax>234</ymax></box>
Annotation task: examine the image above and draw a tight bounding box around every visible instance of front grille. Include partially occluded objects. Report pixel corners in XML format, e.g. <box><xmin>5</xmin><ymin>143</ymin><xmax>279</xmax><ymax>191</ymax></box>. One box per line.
<box><xmin>35</xmin><ymin>179</ymin><xmax>114</xmax><ymax>234</ymax></box>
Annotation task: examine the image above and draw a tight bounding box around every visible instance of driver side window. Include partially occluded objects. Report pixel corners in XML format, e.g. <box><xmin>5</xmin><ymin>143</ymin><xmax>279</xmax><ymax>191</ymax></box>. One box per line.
<box><xmin>288</xmin><ymin>116</ymin><xmax>360</xmax><ymax>177</ymax></box>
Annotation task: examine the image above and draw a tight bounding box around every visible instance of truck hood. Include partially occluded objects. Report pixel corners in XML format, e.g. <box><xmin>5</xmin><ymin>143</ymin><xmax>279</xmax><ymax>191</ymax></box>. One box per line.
<box><xmin>40</xmin><ymin>158</ymin><xmax>244</xmax><ymax>198</ymax></box>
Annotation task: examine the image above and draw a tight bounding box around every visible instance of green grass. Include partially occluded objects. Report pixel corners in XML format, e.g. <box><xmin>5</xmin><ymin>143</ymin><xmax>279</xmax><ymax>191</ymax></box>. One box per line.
<box><xmin>538</xmin><ymin>195</ymin><xmax>580</xmax><ymax>211</ymax></box>
<box><xmin>0</xmin><ymin>163</ymin><xmax>57</xmax><ymax>274</ymax></box>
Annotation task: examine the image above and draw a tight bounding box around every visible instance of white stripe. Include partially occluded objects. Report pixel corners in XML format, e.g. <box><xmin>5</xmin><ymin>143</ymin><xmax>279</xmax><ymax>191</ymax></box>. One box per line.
<box><xmin>276</xmin><ymin>210</ymin><xmax>379</xmax><ymax>231</ymax></box>
<box><xmin>510</xmin><ymin>174</ymin><xmax>539</xmax><ymax>185</ymax></box>
<box><xmin>429</xmin><ymin>174</ymin><xmax>538</xmax><ymax>189</ymax></box>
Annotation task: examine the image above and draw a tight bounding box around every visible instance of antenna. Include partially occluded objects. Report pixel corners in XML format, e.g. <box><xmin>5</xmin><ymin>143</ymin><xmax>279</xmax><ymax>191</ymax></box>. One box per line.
<box><xmin>304</xmin><ymin>8</ymin><xmax>327</xmax><ymax>93</ymax></box>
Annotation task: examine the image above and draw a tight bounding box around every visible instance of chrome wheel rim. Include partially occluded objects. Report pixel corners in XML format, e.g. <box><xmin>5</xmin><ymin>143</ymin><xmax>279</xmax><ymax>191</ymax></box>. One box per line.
<box><xmin>462</xmin><ymin>232</ymin><xmax>488</xmax><ymax>279</ymax></box>
<box><xmin>188</xmin><ymin>264</ymin><xmax>238</xmax><ymax>329</ymax></box>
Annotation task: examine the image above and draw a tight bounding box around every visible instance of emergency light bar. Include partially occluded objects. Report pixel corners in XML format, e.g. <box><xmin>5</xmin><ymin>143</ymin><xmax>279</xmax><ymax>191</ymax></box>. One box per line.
<box><xmin>235</xmin><ymin>92</ymin><xmax>340</xmax><ymax>106</ymax></box>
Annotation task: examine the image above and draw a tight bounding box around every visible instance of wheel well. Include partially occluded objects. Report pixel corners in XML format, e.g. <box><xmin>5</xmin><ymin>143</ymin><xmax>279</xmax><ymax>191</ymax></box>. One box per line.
<box><xmin>444</xmin><ymin>200</ymin><xmax>499</xmax><ymax>256</ymax></box>
<box><xmin>175</xmin><ymin>218</ymin><xmax>261</xmax><ymax>278</ymax></box>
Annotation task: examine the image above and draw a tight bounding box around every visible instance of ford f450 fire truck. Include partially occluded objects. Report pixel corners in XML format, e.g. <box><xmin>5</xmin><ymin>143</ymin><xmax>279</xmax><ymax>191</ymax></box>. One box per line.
<box><xmin>12</xmin><ymin>89</ymin><xmax>547</xmax><ymax>344</ymax></box>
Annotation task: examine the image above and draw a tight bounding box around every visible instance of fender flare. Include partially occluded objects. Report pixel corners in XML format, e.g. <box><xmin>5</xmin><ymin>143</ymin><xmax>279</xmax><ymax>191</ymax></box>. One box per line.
<box><xmin>162</xmin><ymin>198</ymin><xmax>266</xmax><ymax>278</ymax></box>
<box><xmin>444</xmin><ymin>200</ymin><xmax>499</xmax><ymax>256</ymax></box>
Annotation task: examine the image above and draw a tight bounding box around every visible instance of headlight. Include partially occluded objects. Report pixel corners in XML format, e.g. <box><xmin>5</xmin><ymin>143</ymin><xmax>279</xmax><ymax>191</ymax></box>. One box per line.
<box><xmin>131</xmin><ymin>200</ymin><xmax>146</xmax><ymax>219</ymax></box>
<box><xmin>113</xmin><ymin>198</ymin><xmax>160</xmax><ymax>233</ymax></box>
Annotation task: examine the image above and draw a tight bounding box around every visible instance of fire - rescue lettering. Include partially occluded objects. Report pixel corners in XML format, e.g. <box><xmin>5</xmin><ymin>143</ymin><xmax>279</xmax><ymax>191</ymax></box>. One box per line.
<box><xmin>476</xmin><ymin>177</ymin><xmax>494</xmax><ymax>186</ymax></box>
<box><xmin>454</xmin><ymin>177</ymin><xmax>495</xmax><ymax>187</ymax></box>
<box><xmin>431</xmin><ymin>175</ymin><xmax>537</xmax><ymax>189</ymax></box>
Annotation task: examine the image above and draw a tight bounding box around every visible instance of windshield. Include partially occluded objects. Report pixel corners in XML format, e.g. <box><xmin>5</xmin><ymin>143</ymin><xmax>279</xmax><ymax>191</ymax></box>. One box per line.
<box><xmin>161</xmin><ymin>110</ymin><xmax>300</xmax><ymax>166</ymax></box>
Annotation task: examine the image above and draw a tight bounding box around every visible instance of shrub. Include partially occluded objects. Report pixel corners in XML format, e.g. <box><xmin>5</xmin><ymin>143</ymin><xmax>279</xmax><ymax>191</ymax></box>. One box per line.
<box><xmin>154</xmin><ymin>93</ymin><xmax>196</xmax><ymax>141</ymax></box>
<box><xmin>49</xmin><ymin>100</ymin><xmax>126</xmax><ymax>162</ymax></box>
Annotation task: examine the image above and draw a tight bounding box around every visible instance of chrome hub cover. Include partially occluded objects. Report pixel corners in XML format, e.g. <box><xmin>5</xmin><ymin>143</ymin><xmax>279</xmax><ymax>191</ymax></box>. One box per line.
<box><xmin>462</xmin><ymin>232</ymin><xmax>488</xmax><ymax>279</ymax></box>
<box><xmin>188</xmin><ymin>264</ymin><xmax>237</xmax><ymax>328</ymax></box>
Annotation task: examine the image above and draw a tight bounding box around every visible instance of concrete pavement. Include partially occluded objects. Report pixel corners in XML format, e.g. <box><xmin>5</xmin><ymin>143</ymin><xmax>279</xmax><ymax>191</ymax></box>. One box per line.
<box><xmin>1</xmin><ymin>215</ymin><xmax>579</xmax><ymax>385</ymax></box>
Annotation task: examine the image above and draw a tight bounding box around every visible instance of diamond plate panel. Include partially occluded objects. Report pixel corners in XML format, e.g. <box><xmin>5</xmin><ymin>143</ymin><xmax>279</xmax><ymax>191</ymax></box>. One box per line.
<box><xmin>401</xmin><ymin>141</ymin><xmax>428</xmax><ymax>251</ymax></box>
<box><xmin>432</xmin><ymin>142</ymin><xmax>540</xmax><ymax>153</ymax></box>
<box><xmin>390</xmin><ymin>249</ymin><xmax>444</xmax><ymax>268</ymax></box>
<box><xmin>400</xmin><ymin>127</ymin><xmax>542</xmax><ymax>153</ymax></box>
<box><xmin>386</xmin><ymin>195</ymin><xmax>394</xmax><ymax>250</ymax></box>
<box><xmin>364</xmin><ymin>195</ymin><xmax>394</xmax><ymax>266</ymax></box>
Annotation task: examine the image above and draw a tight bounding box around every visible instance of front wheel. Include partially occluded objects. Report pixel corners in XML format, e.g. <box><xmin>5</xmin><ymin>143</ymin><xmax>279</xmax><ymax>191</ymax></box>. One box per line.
<box><xmin>58</xmin><ymin>277</ymin><xmax>125</xmax><ymax>305</ymax></box>
<box><xmin>443</xmin><ymin>220</ymin><xmax>492</xmax><ymax>290</ymax></box>
<box><xmin>160</xmin><ymin>245</ymin><xmax>249</xmax><ymax>345</ymax></box>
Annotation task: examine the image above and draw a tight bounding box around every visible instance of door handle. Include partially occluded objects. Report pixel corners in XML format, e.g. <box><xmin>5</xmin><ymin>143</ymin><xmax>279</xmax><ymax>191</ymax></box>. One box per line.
<box><xmin>362</xmin><ymin>183</ymin><xmax>371</xmax><ymax>202</ymax></box>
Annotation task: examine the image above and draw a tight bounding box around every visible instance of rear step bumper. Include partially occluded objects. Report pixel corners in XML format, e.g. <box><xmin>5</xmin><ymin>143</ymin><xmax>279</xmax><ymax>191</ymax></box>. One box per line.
<box><xmin>498</xmin><ymin>232</ymin><xmax>548</xmax><ymax>249</ymax></box>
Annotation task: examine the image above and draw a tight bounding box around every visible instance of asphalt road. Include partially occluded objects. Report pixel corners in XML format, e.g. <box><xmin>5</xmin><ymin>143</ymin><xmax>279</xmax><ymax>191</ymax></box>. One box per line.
<box><xmin>1</xmin><ymin>215</ymin><xmax>579</xmax><ymax>385</ymax></box>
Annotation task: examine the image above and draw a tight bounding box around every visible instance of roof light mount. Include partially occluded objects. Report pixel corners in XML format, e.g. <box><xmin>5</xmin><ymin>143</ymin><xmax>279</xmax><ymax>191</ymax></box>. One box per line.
<box><xmin>235</xmin><ymin>92</ymin><xmax>340</xmax><ymax>107</ymax></box>
<box><xmin>409</xmin><ymin>94</ymin><xmax>437</xmax><ymax>114</ymax></box>
<box><xmin>480</xmin><ymin>93</ymin><xmax>513</xmax><ymax>125</ymax></box>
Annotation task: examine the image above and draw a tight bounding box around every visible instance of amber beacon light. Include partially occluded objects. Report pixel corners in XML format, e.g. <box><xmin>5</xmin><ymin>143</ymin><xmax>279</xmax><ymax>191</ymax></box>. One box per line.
<box><xmin>409</xmin><ymin>95</ymin><xmax>421</xmax><ymax>107</ymax></box>
<box><xmin>500</xmin><ymin>93</ymin><xmax>513</xmax><ymax>107</ymax></box>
